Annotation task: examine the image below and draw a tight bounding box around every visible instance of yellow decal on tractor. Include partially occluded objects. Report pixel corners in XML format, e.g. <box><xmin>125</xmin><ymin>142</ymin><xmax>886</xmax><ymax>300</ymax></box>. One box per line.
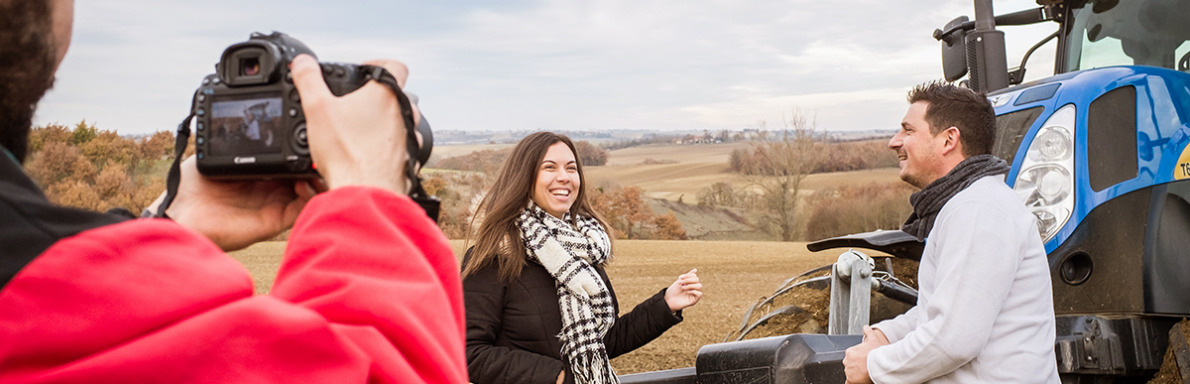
<box><xmin>1178</xmin><ymin>145</ymin><xmax>1190</xmax><ymax>180</ymax></box>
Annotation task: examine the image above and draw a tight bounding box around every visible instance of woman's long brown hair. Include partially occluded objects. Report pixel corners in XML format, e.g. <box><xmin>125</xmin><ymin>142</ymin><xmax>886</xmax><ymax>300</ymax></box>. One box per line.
<box><xmin>461</xmin><ymin>132</ymin><xmax>609</xmax><ymax>283</ymax></box>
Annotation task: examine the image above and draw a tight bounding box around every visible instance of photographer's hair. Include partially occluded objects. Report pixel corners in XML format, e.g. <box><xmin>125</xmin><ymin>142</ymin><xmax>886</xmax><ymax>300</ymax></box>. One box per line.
<box><xmin>907</xmin><ymin>81</ymin><xmax>997</xmax><ymax>157</ymax></box>
<box><xmin>461</xmin><ymin>132</ymin><xmax>608</xmax><ymax>283</ymax></box>
<box><xmin>0</xmin><ymin>0</ymin><xmax>59</xmax><ymax>163</ymax></box>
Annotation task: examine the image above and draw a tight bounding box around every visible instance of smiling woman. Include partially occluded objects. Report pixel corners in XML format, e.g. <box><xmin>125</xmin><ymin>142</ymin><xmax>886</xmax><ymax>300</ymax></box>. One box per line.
<box><xmin>532</xmin><ymin>142</ymin><xmax>580</xmax><ymax>218</ymax></box>
<box><xmin>459</xmin><ymin>131</ymin><xmax>704</xmax><ymax>384</ymax></box>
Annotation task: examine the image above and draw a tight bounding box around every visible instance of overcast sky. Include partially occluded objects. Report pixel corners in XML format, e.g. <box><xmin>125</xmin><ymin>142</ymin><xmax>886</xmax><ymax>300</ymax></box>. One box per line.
<box><xmin>35</xmin><ymin>0</ymin><xmax>1058</xmax><ymax>136</ymax></box>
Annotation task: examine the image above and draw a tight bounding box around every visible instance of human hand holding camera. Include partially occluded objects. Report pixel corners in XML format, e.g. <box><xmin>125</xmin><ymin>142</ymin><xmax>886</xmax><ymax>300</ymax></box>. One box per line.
<box><xmin>158</xmin><ymin>31</ymin><xmax>422</xmax><ymax>250</ymax></box>
<box><xmin>164</xmin><ymin>55</ymin><xmax>417</xmax><ymax>251</ymax></box>
<box><xmin>289</xmin><ymin>54</ymin><xmax>415</xmax><ymax>194</ymax></box>
<box><xmin>158</xmin><ymin>159</ymin><xmax>319</xmax><ymax>252</ymax></box>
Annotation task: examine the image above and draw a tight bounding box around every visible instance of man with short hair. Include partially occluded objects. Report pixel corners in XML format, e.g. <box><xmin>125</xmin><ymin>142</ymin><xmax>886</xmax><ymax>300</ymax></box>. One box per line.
<box><xmin>0</xmin><ymin>0</ymin><xmax>466</xmax><ymax>382</ymax></box>
<box><xmin>244</xmin><ymin>109</ymin><xmax>262</xmax><ymax>141</ymax></box>
<box><xmin>842</xmin><ymin>82</ymin><xmax>1060</xmax><ymax>383</ymax></box>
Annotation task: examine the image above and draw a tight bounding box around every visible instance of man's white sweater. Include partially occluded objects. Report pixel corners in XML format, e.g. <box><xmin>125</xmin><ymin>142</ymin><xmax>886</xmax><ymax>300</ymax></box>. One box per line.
<box><xmin>869</xmin><ymin>176</ymin><xmax>1060</xmax><ymax>383</ymax></box>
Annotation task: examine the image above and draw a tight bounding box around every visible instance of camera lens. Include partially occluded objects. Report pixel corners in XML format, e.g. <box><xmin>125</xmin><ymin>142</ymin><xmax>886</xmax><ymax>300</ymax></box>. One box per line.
<box><xmin>241</xmin><ymin>57</ymin><xmax>261</xmax><ymax>76</ymax></box>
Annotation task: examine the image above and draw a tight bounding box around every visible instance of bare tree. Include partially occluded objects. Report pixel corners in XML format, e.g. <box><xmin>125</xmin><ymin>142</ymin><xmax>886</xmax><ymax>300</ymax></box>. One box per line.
<box><xmin>747</xmin><ymin>109</ymin><xmax>820</xmax><ymax>241</ymax></box>
<box><xmin>573</xmin><ymin>140</ymin><xmax>609</xmax><ymax>166</ymax></box>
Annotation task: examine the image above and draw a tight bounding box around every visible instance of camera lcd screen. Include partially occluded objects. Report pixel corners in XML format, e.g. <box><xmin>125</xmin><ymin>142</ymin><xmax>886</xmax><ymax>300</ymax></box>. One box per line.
<box><xmin>208</xmin><ymin>93</ymin><xmax>285</xmax><ymax>156</ymax></box>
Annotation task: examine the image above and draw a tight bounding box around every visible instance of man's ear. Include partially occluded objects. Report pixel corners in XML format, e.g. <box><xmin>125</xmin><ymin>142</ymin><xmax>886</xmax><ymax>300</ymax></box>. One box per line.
<box><xmin>940</xmin><ymin>126</ymin><xmax>961</xmax><ymax>155</ymax></box>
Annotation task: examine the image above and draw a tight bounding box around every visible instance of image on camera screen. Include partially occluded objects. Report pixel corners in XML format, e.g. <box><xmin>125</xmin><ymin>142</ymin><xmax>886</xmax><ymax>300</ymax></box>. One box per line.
<box><xmin>208</xmin><ymin>94</ymin><xmax>285</xmax><ymax>156</ymax></box>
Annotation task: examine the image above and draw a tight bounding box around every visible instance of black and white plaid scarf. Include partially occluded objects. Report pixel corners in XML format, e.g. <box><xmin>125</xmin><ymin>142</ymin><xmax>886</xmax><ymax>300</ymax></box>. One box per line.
<box><xmin>518</xmin><ymin>204</ymin><xmax>618</xmax><ymax>384</ymax></box>
<box><xmin>902</xmin><ymin>154</ymin><xmax>1011</xmax><ymax>240</ymax></box>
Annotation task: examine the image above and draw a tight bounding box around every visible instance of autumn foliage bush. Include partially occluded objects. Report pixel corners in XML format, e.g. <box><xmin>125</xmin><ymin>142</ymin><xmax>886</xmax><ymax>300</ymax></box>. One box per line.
<box><xmin>420</xmin><ymin>171</ymin><xmax>490</xmax><ymax>239</ymax></box>
<box><xmin>25</xmin><ymin>122</ymin><xmax>174</xmax><ymax>214</ymax></box>
<box><xmin>730</xmin><ymin>138</ymin><xmax>897</xmax><ymax>175</ymax></box>
<box><xmin>572</xmin><ymin>140</ymin><xmax>608</xmax><ymax>166</ymax></box>
<box><xmin>811</xmin><ymin>139</ymin><xmax>900</xmax><ymax>173</ymax></box>
<box><xmin>589</xmin><ymin>185</ymin><xmax>687</xmax><ymax>240</ymax></box>
<box><xmin>801</xmin><ymin>182</ymin><xmax>915</xmax><ymax>241</ymax></box>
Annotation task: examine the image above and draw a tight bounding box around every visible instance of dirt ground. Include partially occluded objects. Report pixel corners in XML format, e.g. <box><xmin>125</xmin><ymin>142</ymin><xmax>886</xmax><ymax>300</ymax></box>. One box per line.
<box><xmin>725</xmin><ymin>256</ymin><xmax>917</xmax><ymax>342</ymax></box>
<box><xmin>1151</xmin><ymin>319</ymin><xmax>1190</xmax><ymax>384</ymax></box>
<box><xmin>230</xmin><ymin>239</ymin><xmax>851</xmax><ymax>375</ymax></box>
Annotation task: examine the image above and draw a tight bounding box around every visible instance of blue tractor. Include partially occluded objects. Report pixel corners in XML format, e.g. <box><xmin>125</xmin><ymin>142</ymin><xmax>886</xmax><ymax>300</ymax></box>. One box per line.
<box><xmin>623</xmin><ymin>0</ymin><xmax>1190</xmax><ymax>382</ymax></box>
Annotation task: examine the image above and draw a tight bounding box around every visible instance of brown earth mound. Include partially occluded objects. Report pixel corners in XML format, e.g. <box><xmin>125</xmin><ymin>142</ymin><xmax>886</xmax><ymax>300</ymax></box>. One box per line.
<box><xmin>728</xmin><ymin>257</ymin><xmax>918</xmax><ymax>340</ymax></box>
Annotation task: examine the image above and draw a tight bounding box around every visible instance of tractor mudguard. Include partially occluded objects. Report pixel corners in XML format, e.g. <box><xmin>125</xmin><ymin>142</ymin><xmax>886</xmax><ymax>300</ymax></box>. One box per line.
<box><xmin>806</xmin><ymin>229</ymin><xmax>924</xmax><ymax>261</ymax></box>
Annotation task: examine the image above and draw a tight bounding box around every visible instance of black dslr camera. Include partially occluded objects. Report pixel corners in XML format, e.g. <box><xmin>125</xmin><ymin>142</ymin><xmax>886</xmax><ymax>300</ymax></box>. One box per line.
<box><xmin>191</xmin><ymin>32</ymin><xmax>432</xmax><ymax>179</ymax></box>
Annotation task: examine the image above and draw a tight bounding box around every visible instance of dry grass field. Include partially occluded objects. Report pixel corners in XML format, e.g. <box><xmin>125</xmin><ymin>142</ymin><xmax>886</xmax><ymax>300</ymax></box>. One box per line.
<box><xmin>229</xmin><ymin>239</ymin><xmax>840</xmax><ymax>375</ymax></box>
<box><xmin>604</xmin><ymin>143</ymin><xmax>744</xmax><ymax>166</ymax></box>
<box><xmin>588</xmin><ymin>143</ymin><xmax>900</xmax><ymax>202</ymax></box>
<box><xmin>587</xmin><ymin>143</ymin><xmax>740</xmax><ymax>202</ymax></box>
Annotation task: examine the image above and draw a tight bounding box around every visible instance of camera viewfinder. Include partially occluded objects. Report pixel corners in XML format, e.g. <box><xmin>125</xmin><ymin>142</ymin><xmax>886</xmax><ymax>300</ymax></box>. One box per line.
<box><xmin>241</xmin><ymin>58</ymin><xmax>261</xmax><ymax>77</ymax></box>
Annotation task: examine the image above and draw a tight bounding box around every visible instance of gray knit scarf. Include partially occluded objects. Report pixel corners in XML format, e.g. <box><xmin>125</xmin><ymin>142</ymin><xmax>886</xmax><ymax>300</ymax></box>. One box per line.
<box><xmin>902</xmin><ymin>154</ymin><xmax>1011</xmax><ymax>240</ymax></box>
<box><xmin>518</xmin><ymin>204</ymin><xmax>618</xmax><ymax>384</ymax></box>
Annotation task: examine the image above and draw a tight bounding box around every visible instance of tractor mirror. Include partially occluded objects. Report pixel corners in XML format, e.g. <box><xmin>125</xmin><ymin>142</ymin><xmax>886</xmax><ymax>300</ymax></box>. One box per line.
<box><xmin>940</xmin><ymin>16</ymin><xmax>970</xmax><ymax>82</ymax></box>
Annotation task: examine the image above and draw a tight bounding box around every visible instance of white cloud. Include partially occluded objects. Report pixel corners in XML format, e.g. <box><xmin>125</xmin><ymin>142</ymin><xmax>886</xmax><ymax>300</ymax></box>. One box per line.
<box><xmin>34</xmin><ymin>0</ymin><xmax>1056</xmax><ymax>135</ymax></box>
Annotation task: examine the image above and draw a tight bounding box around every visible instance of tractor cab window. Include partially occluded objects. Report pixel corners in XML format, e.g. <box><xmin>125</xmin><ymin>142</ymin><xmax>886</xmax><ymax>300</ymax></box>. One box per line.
<box><xmin>1064</xmin><ymin>0</ymin><xmax>1190</xmax><ymax>72</ymax></box>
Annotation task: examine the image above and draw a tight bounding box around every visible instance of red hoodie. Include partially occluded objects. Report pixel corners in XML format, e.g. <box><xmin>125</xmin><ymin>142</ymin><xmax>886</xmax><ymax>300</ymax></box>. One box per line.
<box><xmin>0</xmin><ymin>187</ymin><xmax>466</xmax><ymax>383</ymax></box>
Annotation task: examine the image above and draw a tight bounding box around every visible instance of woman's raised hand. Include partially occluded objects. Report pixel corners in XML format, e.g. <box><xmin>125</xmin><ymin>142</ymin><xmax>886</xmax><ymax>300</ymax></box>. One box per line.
<box><xmin>664</xmin><ymin>268</ymin><xmax>703</xmax><ymax>312</ymax></box>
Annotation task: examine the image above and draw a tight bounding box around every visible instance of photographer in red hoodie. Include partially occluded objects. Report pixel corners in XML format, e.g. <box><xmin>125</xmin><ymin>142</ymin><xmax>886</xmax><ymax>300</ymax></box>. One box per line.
<box><xmin>0</xmin><ymin>1</ymin><xmax>466</xmax><ymax>382</ymax></box>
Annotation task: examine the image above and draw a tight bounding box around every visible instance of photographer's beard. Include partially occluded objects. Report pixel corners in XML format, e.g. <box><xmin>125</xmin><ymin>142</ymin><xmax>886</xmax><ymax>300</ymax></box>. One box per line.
<box><xmin>0</xmin><ymin>0</ymin><xmax>60</xmax><ymax>164</ymax></box>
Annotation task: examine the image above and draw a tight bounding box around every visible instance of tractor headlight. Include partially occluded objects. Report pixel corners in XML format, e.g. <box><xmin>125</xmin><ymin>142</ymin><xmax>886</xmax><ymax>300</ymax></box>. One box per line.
<box><xmin>1013</xmin><ymin>104</ymin><xmax>1076</xmax><ymax>242</ymax></box>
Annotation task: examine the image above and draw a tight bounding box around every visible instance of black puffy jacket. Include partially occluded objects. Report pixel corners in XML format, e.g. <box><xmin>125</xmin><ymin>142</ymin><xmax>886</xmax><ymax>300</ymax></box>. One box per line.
<box><xmin>463</xmin><ymin>251</ymin><xmax>682</xmax><ymax>384</ymax></box>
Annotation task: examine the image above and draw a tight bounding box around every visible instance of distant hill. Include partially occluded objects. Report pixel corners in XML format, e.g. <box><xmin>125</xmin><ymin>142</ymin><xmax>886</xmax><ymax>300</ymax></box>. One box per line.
<box><xmin>433</xmin><ymin>129</ymin><xmax>894</xmax><ymax>146</ymax></box>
